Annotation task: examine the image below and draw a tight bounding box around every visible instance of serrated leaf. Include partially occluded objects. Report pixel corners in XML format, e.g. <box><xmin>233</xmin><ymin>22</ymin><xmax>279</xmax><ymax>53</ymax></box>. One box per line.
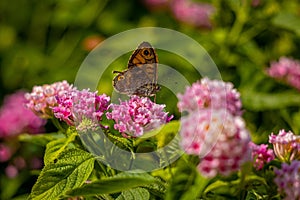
<box><xmin>30</xmin><ymin>148</ymin><xmax>95</xmax><ymax>200</ymax></box>
<box><xmin>108</xmin><ymin>134</ymin><xmax>134</xmax><ymax>150</ymax></box>
<box><xmin>116</xmin><ymin>188</ymin><xmax>150</xmax><ymax>200</ymax></box>
<box><xmin>44</xmin><ymin>131</ymin><xmax>77</xmax><ymax>165</ymax></box>
<box><xmin>44</xmin><ymin>138</ymin><xmax>67</xmax><ymax>165</ymax></box>
<box><xmin>142</xmin><ymin>177</ymin><xmax>166</xmax><ymax>199</ymax></box>
<box><xmin>66</xmin><ymin>171</ymin><xmax>157</xmax><ymax>197</ymax></box>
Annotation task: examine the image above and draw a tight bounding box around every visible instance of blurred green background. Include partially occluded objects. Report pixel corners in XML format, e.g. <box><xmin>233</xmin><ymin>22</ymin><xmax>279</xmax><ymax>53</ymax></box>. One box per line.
<box><xmin>2</xmin><ymin>0</ymin><xmax>300</xmax><ymax>140</ymax></box>
<box><xmin>1</xmin><ymin>0</ymin><xmax>300</xmax><ymax>198</ymax></box>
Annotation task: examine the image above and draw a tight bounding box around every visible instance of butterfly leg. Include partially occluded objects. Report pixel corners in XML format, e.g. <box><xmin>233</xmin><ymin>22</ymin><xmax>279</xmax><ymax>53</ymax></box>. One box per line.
<box><xmin>113</xmin><ymin>71</ymin><xmax>123</xmax><ymax>74</ymax></box>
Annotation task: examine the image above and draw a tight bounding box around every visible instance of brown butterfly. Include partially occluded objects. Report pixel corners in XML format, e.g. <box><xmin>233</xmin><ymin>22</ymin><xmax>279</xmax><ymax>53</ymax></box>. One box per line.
<box><xmin>113</xmin><ymin>42</ymin><xmax>160</xmax><ymax>97</ymax></box>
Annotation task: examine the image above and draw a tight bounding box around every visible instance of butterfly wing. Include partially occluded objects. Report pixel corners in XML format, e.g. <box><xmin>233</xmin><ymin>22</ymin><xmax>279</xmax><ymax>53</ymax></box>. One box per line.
<box><xmin>113</xmin><ymin>42</ymin><xmax>159</xmax><ymax>96</ymax></box>
<box><xmin>127</xmin><ymin>42</ymin><xmax>158</xmax><ymax>85</ymax></box>
<box><xmin>113</xmin><ymin>67</ymin><xmax>151</xmax><ymax>95</ymax></box>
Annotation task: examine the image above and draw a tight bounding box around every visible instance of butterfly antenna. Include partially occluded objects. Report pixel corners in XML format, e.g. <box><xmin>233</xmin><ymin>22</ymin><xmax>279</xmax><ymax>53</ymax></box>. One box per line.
<box><xmin>113</xmin><ymin>70</ymin><xmax>123</xmax><ymax>74</ymax></box>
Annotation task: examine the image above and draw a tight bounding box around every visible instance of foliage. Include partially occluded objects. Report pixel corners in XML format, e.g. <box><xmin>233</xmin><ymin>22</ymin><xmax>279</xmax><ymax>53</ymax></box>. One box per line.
<box><xmin>0</xmin><ymin>0</ymin><xmax>300</xmax><ymax>199</ymax></box>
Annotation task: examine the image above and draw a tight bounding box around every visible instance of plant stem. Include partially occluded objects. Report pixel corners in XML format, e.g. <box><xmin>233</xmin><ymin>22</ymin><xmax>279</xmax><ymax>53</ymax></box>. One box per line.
<box><xmin>51</xmin><ymin>118</ymin><xmax>66</xmax><ymax>133</ymax></box>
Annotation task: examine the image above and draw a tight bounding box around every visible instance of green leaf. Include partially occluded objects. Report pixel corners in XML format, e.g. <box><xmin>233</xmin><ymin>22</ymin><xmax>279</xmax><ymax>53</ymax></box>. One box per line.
<box><xmin>203</xmin><ymin>170</ymin><xmax>268</xmax><ymax>199</ymax></box>
<box><xmin>136</xmin><ymin>120</ymin><xmax>179</xmax><ymax>148</ymax></box>
<box><xmin>108</xmin><ymin>134</ymin><xmax>134</xmax><ymax>151</ymax></box>
<box><xmin>245</xmin><ymin>190</ymin><xmax>268</xmax><ymax>200</ymax></box>
<box><xmin>44</xmin><ymin>130</ymin><xmax>77</xmax><ymax>165</ymax></box>
<box><xmin>156</xmin><ymin>121</ymin><xmax>180</xmax><ymax>148</ymax></box>
<box><xmin>116</xmin><ymin>188</ymin><xmax>150</xmax><ymax>200</ymax></box>
<box><xmin>0</xmin><ymin>172</ymin><xmax>28</xmax><ymax>200</ymax></box>
<box><xmin>142</xmin><ymin>177</ymin><xmax>166</xmax><ymax>199</ymax></box>
<box><xmin>136</xmin><ymin>121</ymin><xmax>181</xmax><ymax>168</ymax></box>
<box><xmin>241</xmin><ymin>91</ymin><xmax>300</xmax><ymax>111</ymax></box>
<box><xmin>66</xmin><ymin>171</ymin><xmax>157</xmax><ymax>197</ymax></box>
<box><xmin>138</xmin><ymin>121</ymin><xmax>178</xmax><ymax>138</ymax></box>
<box><xmin>272</xmin><ymin>12</ymin><xmax>300</xmax><ymax>36</ymax></box>
<box><xmin>10</xmin><ymin>194</ymin><xmax>30</xmax><ymax>200</ymax></box>
<box><xmin>18</xmin><ymin>132</ymin><xmax>65</xmax><ymax>146</ymax></box>
<box><xmin>30</xmin><ymin>148</ymin><xmax>95</xmax><ymax>200</ymax></box>
<box><xmin>292</xmin><ymin>111</ymin><xmax>300</xmax><ymax>134</ymax></box>
<box><xmin>165</xmin><ymin>158</ymin><xmax>210</xmax><ymax>200</ymax></box>
<box><xmin>203</xmin><ymin>180</ymin><xmax>235</xmax><ymax>197</ymax></box>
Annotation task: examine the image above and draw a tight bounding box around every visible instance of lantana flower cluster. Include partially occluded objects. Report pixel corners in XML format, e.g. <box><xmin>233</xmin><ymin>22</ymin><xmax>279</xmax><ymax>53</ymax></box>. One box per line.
<box><xmin>143</xmin><ymin>0</ymin><xmax>215</xmax><ymax>28</ymax></box>
<box><xmin>52</xmin><ymin>89</ymin><xmax>110</xmax><ymax>131</ymax></box>
<box><xmin>267</xmin><ymin>57</ymin><xmax>300</xmax><ymax>91</ymax></box>
<box><xmin>252</xmin><ymin>129</ymin><xmax>300</xmax><ymax>169</ymax></box>
<box><xmin>0</xmin><ymin>91</ymin><xmax>46</xmax><ymax>138</ymax></box>
<box><xmin>171</xmin><ymin>0</ymin><xmax>215</xmax><ymax>29</ymax></box>
<box><xmin>177</xmin><ymin>78</ymin><xmax>242</xmax><ymax>116</ymax></box>
<box><xmin>10</xmin><ymin>79</ymin><xmax>300</xmax><ymax>198</ymax></box>
<box><xmin>0</xmin><ymin>91</ymin><xmax>45</xmax><ymax>178</ymax></box>
<box><xmin>178</xmin><ymin>77</ymin><xmax>250</xmax><ymax>178</ymax></box>
<box><xmin>106</xmin><ymin>96</ymin><xmax>173</xmax><ymax>137</ymax></box>
<box><xmin>249</xmin><ymin>142</ymin><xmax>275</xmax><ymax>170</ymax></box>
<box><xmin>25</xmin><ymin>81</ymin><xmax>171</xmax><ymax>137</ymax></box>
<box><xmin>274</xmin><ymin>160</ymin><xmax>300</xmax><ymax>200</ymax></box>
<box><xmin>250</xmin><ymin>129</ymin><xmax>300</xmax><ymax>198</ymax></box>
<box><xmin>25</xmin><ymin>81</ymin><xmax>110</xmax><ymax>131</ymax></box>
<box><xmin>249</xmin><ymin>130</ymin><xmax>300</xmax><ymax>172</ymax></box>
<box><xmin>269</xmin><ymin>129</ymin><xmax>300</xmax><ymax>162</ymax></box>
<box><xmin>25</xmin><ymin>80</ymin><xmax>74</xmax><ymax>118</ymax></box>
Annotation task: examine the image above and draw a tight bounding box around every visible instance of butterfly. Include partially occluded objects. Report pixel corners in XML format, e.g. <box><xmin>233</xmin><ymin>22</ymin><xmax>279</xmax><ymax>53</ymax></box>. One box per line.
<box><xmin>112</xmin><ymin>42</ymin><xmax>160</xmax><ymax>97</ymax></box>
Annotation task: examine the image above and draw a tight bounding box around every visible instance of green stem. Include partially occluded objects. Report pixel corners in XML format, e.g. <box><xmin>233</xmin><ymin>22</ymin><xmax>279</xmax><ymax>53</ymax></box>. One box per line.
<box><xmin>51</xmin><ymin>118</ymin><xmax>66</xmax><ymax>133</ymax></box>
<box><xmin>95</xmin><ymin>159</ymin><xmax>110</xmax><ymax>177</ymax></box>
<box><xmin>161</xmin><ymin>148</ymin><xmax>174</xmax><ymax>179</ymax></box>
<box><xmin>239</xmin><ymin>24</ymin><xmax>266</xmax><ymax>45</ymax></box>
<box><xmin>280</xmin><ymin>109</ymin><xmax>298</xmax><ymax>134</ymax></box>
<box><xmin>227</xmin><ymin>0</ymin><xmax>250</xmax><ymax>45</ymax></box>
<box><xmin>238</xmin><ymin>162</ymin><xmax>252</xmax><ymax>198</ymax></box>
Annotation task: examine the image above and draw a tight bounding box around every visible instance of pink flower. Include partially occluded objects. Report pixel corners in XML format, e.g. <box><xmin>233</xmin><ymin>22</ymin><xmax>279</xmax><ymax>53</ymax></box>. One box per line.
<box><xmin>30</xmin><ymin>157</ymin><xmax>43</xmax><ymax>169</ymax></box>
<box><xmin>269</xmin><ymin>129</ymin><xmax>300</xmax><ymax>162</ymax></box>
<box><xmin>13</xmin><ymin>156</ymin><xmax>26</xmax><ymax>170</ymax></box>
<box><xmin>52</xmin><ymin>89</ymin><xmax>110</xmax><ymax>130</ymax></box>
<box><xmin>249</xmin><ymin>142</ymin><xmax>275</xmax><ymax>170</ymax></box>
<box><xmin>251</xmin><ymin>0</ymin><xmax>261</xmax><ymax>7</ymax></box>
<box><xmin>180</xmin><ymin>109</ymin><xmax>250</xmax><ymax>178</ymax></box>
<box><xmin>267</xmin><ymin>57</ymin><xmax>300</xmax><ymax>91</ymax></box>
<box><xmin>0</xmin><ymin>91</ymin><xmax>46</xmax><ymax>138</ymax></box>
<box><xmin>106</xmin><ymin>96</ymin><xmax>172</xmax><ymax>137</ymax></box>
<box><xmin>274</xmin><ymin>160</ymin><xmax>300</xmax><ymax>200</ymax></box>
<box><xmin>171</xmin><ymin>0</ymin><xmax>215</xmax><ymax>28</ymax></box>
<box><xmin>177</xmin><ymin>78</ymin><xmax>242</xmax><ymax>116</ymax></box>
<box><xmin>25</xmin><ymin>80</ymin><xmax>74</xmax><ymax>118</ymax></box>
<box><xmin>5</xmin><ymin>165</ymin><xmax>18</xmax><ymax>179</ymax></box>
<box><xmin>0</xmin><ymin>144</ymin><xmax>12</xmax><ymax>162</ymax></box>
